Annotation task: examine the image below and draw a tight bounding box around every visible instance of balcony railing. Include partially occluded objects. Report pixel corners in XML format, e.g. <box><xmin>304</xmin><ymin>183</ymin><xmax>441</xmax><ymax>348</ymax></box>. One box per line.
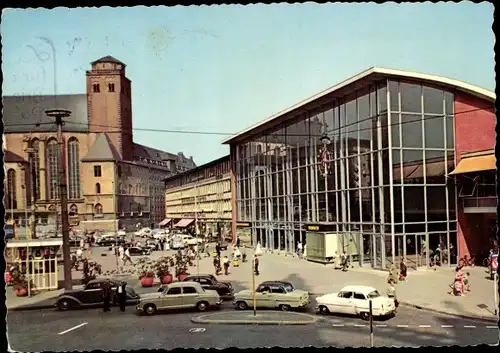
<box><xmin>462</xmin><ymin>196</ymin><xmax>497</xmax><ymax>209</ymax></box>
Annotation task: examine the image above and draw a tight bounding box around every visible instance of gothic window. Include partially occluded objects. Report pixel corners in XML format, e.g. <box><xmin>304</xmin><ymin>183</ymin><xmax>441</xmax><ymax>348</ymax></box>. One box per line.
<box><xmin>108</xmin><ymin>83</ymin><xmax>115</xmax><ymax>92</ymax></box>
<box><xmin>7</xmin><ymin>169</ymin><xmax>17</xmax><ymax>209</ymax></box>
<box><xmin>95</xmin><ymin>183</ymin><xmax>101</xmax><ymax>194</ymax></box>
<box><xmin>30</xmin><ymin>139</ymin><xmax>41</xmax><ymax>201</ymax></box>
<box><xmin>92</xmin><ymin>84</ymin><xmax>100</xmax><ymax>93</ymax></box>
<box><xmin>128</xmin><ymin>184</ymin><xmax>132</xmax><ymax>194</ymax></box>
<box><xmin>46</xmin><ymin>138</ymin><xmax>60</xmax><ymax>199</ymax></box>
<box><xmin>67</xmin><ymin>138</ymin><xmax>81</xmax><ymax>199</ymax></box>
<box><xmin>94</xmin><ymin>203</ymin><xmax>103</xmax><ymax>215</ymax></box>
<box><xmin>69</xmin><ymin>204</ymin><xmax>78</xmax><ymax>216</ymax></box>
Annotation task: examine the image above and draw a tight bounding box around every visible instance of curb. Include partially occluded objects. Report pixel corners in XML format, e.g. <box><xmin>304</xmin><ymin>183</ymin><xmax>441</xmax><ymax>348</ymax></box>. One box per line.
<box><xmin>191</xmin><ymin>311</ymin><xmax>319</xmax><ymax>326</ymax></box>
<box><xmin>8</xmin><ymin>303</ymin><xmax>56</xmax><ymax>312</ymax></box>
<box><xmin>399</xmin><ymin>301</ymin><xmax>498</xmax><ymax>323</ymax></box>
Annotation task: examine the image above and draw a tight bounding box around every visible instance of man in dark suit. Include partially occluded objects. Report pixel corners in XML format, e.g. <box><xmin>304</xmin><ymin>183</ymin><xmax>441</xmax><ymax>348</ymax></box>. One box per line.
<box><xmin>117</xmin><ymin>281</ymin><xmax>127</xmax><ymax>312</ymax></box>
<box><xmin>102</xmin><ymin>279</ymin><xmax>112</xmax><ymax>312</ymax></box>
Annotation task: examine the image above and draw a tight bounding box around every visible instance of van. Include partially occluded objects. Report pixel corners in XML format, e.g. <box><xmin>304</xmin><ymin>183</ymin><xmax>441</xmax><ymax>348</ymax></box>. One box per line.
<box><xmin>171</xmin><ymin>234</ymin><xmax>185</xmax><ymax>250</ymax></box>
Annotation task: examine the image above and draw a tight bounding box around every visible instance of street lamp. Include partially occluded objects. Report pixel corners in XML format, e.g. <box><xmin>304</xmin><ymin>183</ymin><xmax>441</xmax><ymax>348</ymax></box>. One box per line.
<box><xmin>45</xmin><ymin>108</ymin><xmax>72</xmax><ymax>290</ymax></box>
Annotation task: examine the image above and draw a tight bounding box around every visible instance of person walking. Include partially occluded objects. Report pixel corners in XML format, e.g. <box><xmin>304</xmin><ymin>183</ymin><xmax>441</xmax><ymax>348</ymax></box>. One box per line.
<box><xmin>102</xmin><ymin>279</ymin><xmax>112</xmax><ymax>312</ymax></box>
<box><xmin>297</xmin><ymin>241</ymin><xmax>303</xmax><ymax>258</ymax></box>
<box><xmin>204</xmin><ymin>242</ymin><xmax>210</xmax><ymax>258</ymax></box>
<box><xmin>117</xmin><ymin>281</ymin><xmax>127</xmax><ymax>312</ymax></box>
<box><xmin>223</xmin><ymin>255</ymin><xmax>230</xmax><ymax>275</ymax></box>
<box><xmin>236</xmin><ymin>236</ymin><xmax>241</xmax><ymax>248</ymax></box>
<box><xmin>123</xmin><ymin>247</ymin><xmax>133</xmax><ymax>266</ymax></box>
<box><xmin>213</xmin><ymin>256</ymin><xmax>221</xmax><ymax>275</ymax></box>
<box><xmin>215</xmin><ymin>242</ymin><xmax>221</xmax><ymax>258</ymax></box>
<box><xmin>254</xmin><ymin>255</ymin><xmax>260</xmax><ymax>276</ymax></box>
<box><xmin>387</xmin><ymin>280</ymin><xmax>398</xmax><ymax>313</ymax></box>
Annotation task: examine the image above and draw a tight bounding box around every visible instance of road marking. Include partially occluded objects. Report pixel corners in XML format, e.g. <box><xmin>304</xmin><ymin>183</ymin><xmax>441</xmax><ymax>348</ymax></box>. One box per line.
<box><xmin>332</xmin><ymin>324</ymin><xmax>345</xmax><ymax>327</ymax></box>
<box><xmin>397</xmin><ymin>324</ymin><xmax>409</xmax><ymax>328</ymax></box>
<box><xmin>353</xmin><ymin>324</ymin><xmax>366</xmax><ymax>327</ymax></box>
<box><xmin>189</xmin><ymin>328</ymin><xmax>206</xmax><ymax>333</ymax></box>
<box><xmin>418</xmin><ymin>325</ymin><xmax>432</xmax><ymax>328</ymax></box>
<box><xmin>375</xmin><ymin>324</ymin><xmax>387</xmax><ymax>328</ymax></box>
<box><xmin>486</xmin><ymin>326</ymin><xmax>498</xmax><ymax>329</ymax></box>
<box><xmin>463</xmin><ymin>325</ymin><xmax>476</xmax><ymax>328</ymax></box>
<box><xmin>441</xmin><ymin>325</ymin><xmax>454</xmax><ymax>328</ymax></box>
<box><xmin>58</xmin><ymin>322</ymin><xmax>88</xmax><ymax>335</ymax></box>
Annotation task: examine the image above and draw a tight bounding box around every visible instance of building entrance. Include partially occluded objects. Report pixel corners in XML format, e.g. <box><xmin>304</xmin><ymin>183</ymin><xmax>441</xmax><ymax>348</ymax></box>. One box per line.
<box><xmin>416</xmin><ymin>233</ymin><xmax>429</xmax><ymax>268</ymax></box>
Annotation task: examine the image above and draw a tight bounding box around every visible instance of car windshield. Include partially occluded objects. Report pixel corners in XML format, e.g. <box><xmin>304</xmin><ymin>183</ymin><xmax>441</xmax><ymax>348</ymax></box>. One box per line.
<box><xmin>367</xmin><ymin>290</ymin><xmax>380</xmax><ymax>299</ymax></box>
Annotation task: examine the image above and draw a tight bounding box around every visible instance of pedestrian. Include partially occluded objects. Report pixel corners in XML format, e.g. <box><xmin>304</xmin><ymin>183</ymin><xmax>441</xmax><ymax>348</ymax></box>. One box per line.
<box><xmin>236</xmin><ymin>236</ymin><xmax>241</xmax><ymax>248</ymax></box>
<box><xmin>387</xmin><ymin>280</ymin><xmax>398</xmax><ymax>312</ymax></box>
<box><xmin>117</xmin><ymin>281</ymin><xmax>127</xmax><ymax>312</ymax></box>
<box><xmin>76</xmin><ymin>247</ymin><xmax>83</xmax><ymax>260</ymax></box>
<box><xmin>204</xmin><ymin>242</ymin><xmax>210</xmax><ymax>258</ymax></box>
<box><xmin>160</xmin><ymin>239</ymin><xmax>164</xmax><ymax>251</ymax></box>
<box><xmin>223</xmin><ymin>255</ymin><xmax>230</xmax><ymax>275</ymax></box>
<box><xmin>215</xmin><ymin>242</ymin><xmax>221</xmax><ymax>258</ymax></box>
<box><xmin>123</xmin><ymin>247</ymin><xmax>133</xmax><ymax>266</ymax></box>
<box><xmin>213</xmin><ymin>256</ymin><xmax>221</xmax><ymax>275</ymax></box>
<box><xmin>84</xmin><ymin>237</ymin><xmax>92</xmax><ymax>257</ymax></box>
<box><xmin>399</xmin><ymin>258</ymin><xmax>407</xmax><ymax>281</ymax></box>
<box><xmin>102</xmin><ymin>279</ymin><xmax>112</xmax><ymax>312</ymax></box>
<box><xmin>297</xmin><ymin>241</ymin><xmax>303</xmax><ymax>258</ymax></box>
<box><xmin>118</xmin><ymin>245</ymin><xmax>124</xmax><ymax>260</ymax></box>
<box><xmin>254</xmin><ymin>255</ymin><xmax>260</xmax><ymax>276</ymax></box>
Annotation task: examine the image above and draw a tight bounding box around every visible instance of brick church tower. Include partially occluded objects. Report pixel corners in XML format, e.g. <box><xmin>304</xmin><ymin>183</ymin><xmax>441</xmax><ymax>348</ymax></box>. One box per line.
<box><xmin>86</xmin><ymin>56</ymin><xmax>134</xmax><ymax>161</ymax></box>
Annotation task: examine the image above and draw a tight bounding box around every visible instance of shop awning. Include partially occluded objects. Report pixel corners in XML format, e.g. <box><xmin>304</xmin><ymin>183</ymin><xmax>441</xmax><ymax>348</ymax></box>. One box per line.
<box><xmin>449</xmin><ymin>154</ymin><xmax>496</xmax><ymax>175</ymax></box>
<box><xmin>158</xmin><ymin>219</ymin><xmax>171</xmax><ymax>226</ymax></box>
<box><xmin>174</xmin><ymin>219</ymin><xmax>194</xmax><ymax>228</ymax></box>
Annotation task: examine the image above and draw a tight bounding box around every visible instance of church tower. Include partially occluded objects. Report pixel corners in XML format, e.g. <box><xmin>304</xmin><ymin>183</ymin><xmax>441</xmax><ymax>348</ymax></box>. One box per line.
<box><xmin>86</xmin><ymin>56</ymin><xmax>134</xmax><ymax>161</ymax></box>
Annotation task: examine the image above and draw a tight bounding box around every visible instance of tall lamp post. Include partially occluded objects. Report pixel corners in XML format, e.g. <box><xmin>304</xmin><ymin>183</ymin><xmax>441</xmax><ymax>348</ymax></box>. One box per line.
<box><xmin>45</xmin><ymin>108</ymin><xmax>72</xmax><ymax>290</ymax></box>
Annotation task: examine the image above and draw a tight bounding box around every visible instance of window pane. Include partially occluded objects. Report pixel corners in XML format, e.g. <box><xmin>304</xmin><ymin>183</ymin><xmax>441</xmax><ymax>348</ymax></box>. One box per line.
<box><xmin>401</xmin><ymin>114</ymin><xmax>422</xmax><ymax>148</ymax></box>
<box><xmin>424</xmin><ymin>115</ymin><xmax>445</xmax><ymax>148</ymax></box>
<box><xmin>400</xmin><ymin>83</ymin><xmax>422</xmax><ymax>113</ymax></box>
<box><xmin>444</xmin><ymin>91</ymin><xmax>454</xmax><ymax>115</ymax></box>
<box><xmin>358</xmin><ymin>94</ymin><xmax>370</xmax><ymax>120</ymax></box>
<box><xmin>392</xmin><ymin>149</ymin><xmax>402</xmax><ymax>185</ymax></box>
<box><xmin>390</xmin><ymin>113</ymin><xmax>400</xmax><ymax>147</ymax></box>
<box><xmin>389</xmin><ymin>80</ymin><xmax>399</xmax><ymax>112</ymax></box>
<box><xmin>423</xmin><ymin>86</ymin><xmax>444</xmax><ymax>114</ymax></box>
<box><xmin>446</xmin><ymin>117</ymin><xmax>454</xmax><ymax>149</ymax></box>
<box><xmin>403</xmin><ymin>186</ymin><xmax>425</xmax><ymax>214</ymax></box>
<box><xmin>426</xmin><ymin>186</ymin><xmax>447</xmax><ymax>214</ymax></box>
<box><xmin>378</xmin><ymin>85</ymin><xmax>387</xmax><ymax>114</ymax></box>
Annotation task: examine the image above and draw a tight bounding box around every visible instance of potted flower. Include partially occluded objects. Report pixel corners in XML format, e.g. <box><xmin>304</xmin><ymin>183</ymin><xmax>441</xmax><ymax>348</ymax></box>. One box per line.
<box><xmin>174</xmin><ymin>257</ymin><xmax>189</xmax><ymax>281</ymax></box>
<box><xmin>155</xmin><ymin>256</ymin><xmax>174</xmax><ymax>284</ymax></box>
<box><xmin>11</xmin><ymin>265</ymin><xmax>28</xmax><ymax>297</ymax></box>
<box><xmin>135</xmin><ymin>257</ymin><xmax>155</xmax><ymax>287</ymax></box>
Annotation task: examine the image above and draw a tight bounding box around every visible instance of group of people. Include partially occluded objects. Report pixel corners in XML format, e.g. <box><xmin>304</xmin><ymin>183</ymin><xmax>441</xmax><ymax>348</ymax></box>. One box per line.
<box><xmin>117</xmin><ymin>245</ymin><xmax>134</xmax><ymax>266</ymax></box>
<box><xmin>451</xmin><ymin>265</ymin><xmax>470</xmax><ymax>296</ymax></box>
<box><xmin>101</xmin><ymin>278</ymin><xmax>128</xmax><ymax>312</ymax></box>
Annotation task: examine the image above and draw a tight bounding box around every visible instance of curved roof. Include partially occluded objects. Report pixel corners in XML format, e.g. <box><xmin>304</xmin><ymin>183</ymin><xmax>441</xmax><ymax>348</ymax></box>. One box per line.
<box><xmin>223</xmin><ymin>67</ymin><xmax>495</xmax><ymax>145</ymax></box>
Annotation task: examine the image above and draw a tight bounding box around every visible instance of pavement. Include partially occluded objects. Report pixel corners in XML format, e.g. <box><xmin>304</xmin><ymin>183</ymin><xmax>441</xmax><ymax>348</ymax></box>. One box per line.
<box><xmin>6</xmin><ymin>303</ymin><xmax>499</xmax><ymax>350</ymax></box>
<box><xmin>7</xmin><ymin>244</ymin><xmax>500</xmax><ymax>323</ymax></box>
<box><xmin>191</xmin><ymin>310</ymin><xmax>319</xmax><ymax>325</ymax></box>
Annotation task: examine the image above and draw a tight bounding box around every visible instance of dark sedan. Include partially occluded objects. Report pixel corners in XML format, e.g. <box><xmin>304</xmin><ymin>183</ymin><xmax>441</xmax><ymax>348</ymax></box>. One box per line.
<box><xmin>95</xmin><ymin>237</ymin><xmax>126</xmax><ymax>247</ymax></box>
<box><xmin>182</xmin><ymin>274</ymin><xmax>234</xmax><ymax>300</ymax></box>
<box><xmin>55</xmin><ymin>279</ymin><xmax>140</xmax><ymax>311</ymax></box>
<box><xmin>128</xmin><ymin>246</ymin><xmax>152</xmax><ymax>256</ymax></box>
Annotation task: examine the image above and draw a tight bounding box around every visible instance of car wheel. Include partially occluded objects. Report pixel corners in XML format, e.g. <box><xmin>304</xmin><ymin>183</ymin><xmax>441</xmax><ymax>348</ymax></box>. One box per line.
<box><xmin>144</xmin><ymin>304</ymin><xmax>157</xmax><ymax>315</ymax></box>
<box><xmin>58</xmin><ymin>299</ymin><xmax>76</xmax><ymax>311</ymax></box>
<box><xmin>236</xmin><ymin>301</ymin><xmax>248</xmax><ymax>310</ymax></box>
<box><xmin>196</xmin><ymin>301</ymin><xmax>209</xmax><ymax>312</ymax></box>
<box><xmin>279</xmin><ymin>304</ymin><xmax>291</xmax><ymax>312</ymax></box>
<box><xmin>360</xmin><ymin>312</ymin><xmax>370</xmax><ymax>321</ymax></box>
<box><xmin>318</xmin><ymin>305</ymin><xmax>330</xmax><ymax>315</ymax></box>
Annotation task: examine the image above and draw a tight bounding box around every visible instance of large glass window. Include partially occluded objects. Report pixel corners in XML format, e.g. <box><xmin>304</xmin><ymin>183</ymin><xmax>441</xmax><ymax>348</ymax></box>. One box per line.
<box><xmin>67</xmin><ymin>138</ymin><xmax>81</xmax><ymax>199</ymax></box>
<box><xmin>401</xmin><ymin>114</ymin><xmax>422</xmax><ymax>148</ymax></box>
<box><xmin>30</xmin><ymin>139</ymin><xmax>41</xmax><ymax>201</ymax></box>
<box><xmin>400</xmin><ymin>82</ymin><xmax>422</xmax><ymax>113</ymax></box>
<box><xmin>7</xmin><ymin>169</ymin><xmax>17</xmax><ymax>209</ymax></box>
<box><xmin>46</xmin><ymin>138</ymin><xmax>60</xmax><ymax>200</ymax></box>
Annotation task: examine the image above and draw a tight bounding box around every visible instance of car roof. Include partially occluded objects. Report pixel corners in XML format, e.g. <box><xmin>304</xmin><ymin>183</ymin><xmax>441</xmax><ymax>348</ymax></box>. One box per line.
<box><xmin>168</xmin><ymin>281</ymin><xmax>200</xmax><ymax>288</ymax></box>
<box><xmin>186</xmin><ymin>274</ymin><xmax>215</xmax><ymax>279</ymax></box>
<box><xmin>259</xmin><ymin>281</ymin><xmax>292</xmax><ymax>287</ymax></box>
<box><xmin>340</xmin><ymin>285</ymin><xmax>377</xmax><ymax>294</ymax></box>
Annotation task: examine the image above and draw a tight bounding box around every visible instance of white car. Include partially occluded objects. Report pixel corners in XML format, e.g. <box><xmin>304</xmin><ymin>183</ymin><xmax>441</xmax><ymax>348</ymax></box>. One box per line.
<box><xmin>315</xmin><ymin>285</ymin><xmax>396</xmax><ymax>320</ymax></box>
<box><xmin>117</xmin><ymin>230</ymin><xmax>127</xmax><ymax>237</ymax></box>
<box><xmin>134</xmin><ymin>227</ymin><xmax>152</xmax><ymax>237</ymax></box>
<box><xmin>183</xmin><ymin>235</ymin><xmax>203</xmax><ymax>246</ymax></box>
<box><xmin>153</xmin><ymin>230</ymin><xmax>168</xmax><ymax>240</ymax></box>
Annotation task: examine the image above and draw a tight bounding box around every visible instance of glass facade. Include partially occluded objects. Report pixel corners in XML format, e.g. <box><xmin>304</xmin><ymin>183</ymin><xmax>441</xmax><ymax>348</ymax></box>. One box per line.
<box><xmin>234</xmin><ymin>79</ymin><xmax>457</xmax><ymax>269</ymax></box>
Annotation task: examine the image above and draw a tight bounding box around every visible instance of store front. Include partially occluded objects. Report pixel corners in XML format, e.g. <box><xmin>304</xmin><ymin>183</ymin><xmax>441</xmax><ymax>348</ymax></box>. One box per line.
<box><xmin>225</xmin><ymin>68</ymin><xmax>491</xmax><ymax>269</ymax></box>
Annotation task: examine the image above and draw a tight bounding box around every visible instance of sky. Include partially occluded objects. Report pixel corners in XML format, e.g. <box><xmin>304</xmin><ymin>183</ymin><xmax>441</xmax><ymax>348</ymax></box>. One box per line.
<box><xmin>1</xmin><ymin>3</ymin><xmax>494</xmax><ymax>165</ymax></box>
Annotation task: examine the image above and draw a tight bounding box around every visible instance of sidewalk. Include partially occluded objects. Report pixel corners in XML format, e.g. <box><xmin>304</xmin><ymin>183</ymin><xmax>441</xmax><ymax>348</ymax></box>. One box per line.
<box><xmin>7</xmin><ymin>245</ymin><xmax>499</xmax><ymax>322</ymax></box>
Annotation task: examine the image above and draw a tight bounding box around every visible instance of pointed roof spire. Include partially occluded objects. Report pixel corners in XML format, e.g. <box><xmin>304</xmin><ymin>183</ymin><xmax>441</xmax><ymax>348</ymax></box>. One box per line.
<box><xmin>82</xmin><ymin>133</ymin><xmax>121</xmax><ymax>162</ymax></box>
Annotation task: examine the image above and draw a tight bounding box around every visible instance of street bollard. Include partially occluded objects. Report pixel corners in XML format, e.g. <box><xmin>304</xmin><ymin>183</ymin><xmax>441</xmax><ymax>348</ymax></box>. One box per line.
<box><xmin>494</xmin><ymin>273</ymin><xmax>498</xmax><ymax>317</ymax></box>
<box><xmin>369</xmin><ymin>299</ymin><xmax>374</xmax><ymax>347</ymax></box>
<box><xmin>252</xmin><ymin>257</ymin><xmax>257</xmax><ymax>316</ymax></box>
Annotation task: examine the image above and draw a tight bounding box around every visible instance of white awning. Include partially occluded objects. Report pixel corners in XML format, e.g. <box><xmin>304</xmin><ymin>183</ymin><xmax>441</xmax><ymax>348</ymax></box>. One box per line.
<box><xmin>174</xmin><ymin>219</ymin><xmax>194</xmax><ymax>228</ymax></box>
<box><xmin>158</xmin><ymin>219</ymin><xmax>172</xmax><ymax>226</ymax></box>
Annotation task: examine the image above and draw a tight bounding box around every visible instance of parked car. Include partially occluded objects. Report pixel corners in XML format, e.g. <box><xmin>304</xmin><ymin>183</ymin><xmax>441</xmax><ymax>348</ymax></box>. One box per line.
<box><xmin>128</xmin><ymin>246</ymin><xmax>152</xmax><ymax>256</ymax></box>
<box><xmin>136</xmin><ymin>281</ymin><xmax>222</xmax><ymax>315</ymax></box>
<box><xmin>134</xmin><ymin>227</ymin><xmax>152</xmax><ymax>238</ymax></box>
<box><xmin>171</xmin><ymin>234</ymin><xmax>185</xmax><ymax>250</ymax></box>
<box><xmin>183</xmin><ymin>235</ymin><xmax>203</xmax><ymax>246</ymax></box>
<box><xmin>145</xmin><ymin>239</ymin><xmax>159</xmax><ymax>251</ymax></box>
<box><xmin>55</xmin><ymin>279</ymin><xmax>140</xmax><ymax>311</ymax></box>
<box><xmin>233</xmin><ymin>281</ymin><xmax>310</xmax><ymax>311</ymax></box>
<box><xmin>315</xmin><ymin>285</ymin><xmax>396</xmax><ymax>320</ymax></box>
<box><xmin>95</xmin><ymin>236</ymin><xmax>126</xmax><ymax>247</ymax></box>
<box><xmin>181</xmin><ymin>274</ymin><xmax>234</xmax><ymax>300</ymax></box>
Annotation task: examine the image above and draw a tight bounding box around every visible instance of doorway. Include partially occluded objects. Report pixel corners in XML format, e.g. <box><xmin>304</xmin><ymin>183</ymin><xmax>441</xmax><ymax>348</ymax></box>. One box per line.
<box><xmin>416</xmin><ymin>233</ymin><xmax>429</xmax><ymax>268</ymax></box>
<box><xmin>362</xmin><ymin>234</ymin><xmax>373</xmax><ymax>267</ymax></box>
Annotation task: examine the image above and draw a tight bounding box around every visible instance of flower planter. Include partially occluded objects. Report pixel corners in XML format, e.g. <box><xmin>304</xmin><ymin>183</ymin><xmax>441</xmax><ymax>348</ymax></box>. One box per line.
<box><xmin>140</xmin><ymin>277</ymin><xmax>154</xmax><ymax>287</ymax></box>
<box><xmin>15</xmin><ymin>287</ymin><xmax>28</xmax><ymax>297</ymax></box>
<box><xmin>177</xmin><ymin>273</ymin><xmax>188</xmax><ymax>281</ymax></box>
<box><xmin>161</xmin><ymin>274</ymin><xmax>173</xmax><ymax>284</ymax></box>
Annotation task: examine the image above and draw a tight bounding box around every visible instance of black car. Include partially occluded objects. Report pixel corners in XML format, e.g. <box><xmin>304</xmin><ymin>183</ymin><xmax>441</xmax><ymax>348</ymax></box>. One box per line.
<box><xmin>128</xmin><ymin>246</ymin><xmax>152</xmax><ymax>256</ymax></box>
<box><xmin>96</xmin><ymin>237</ymin><xmax>126</xmax><ymax>247</ymax></box>
<box><xmin>55</xmin><ymin>279</ymin><xmax>140</xmax><ymax>311</ymax></box>
<box><xmin>182</xmin><ymin>274</ymin><xmax>234</xmax><ymax>300</ymax></box>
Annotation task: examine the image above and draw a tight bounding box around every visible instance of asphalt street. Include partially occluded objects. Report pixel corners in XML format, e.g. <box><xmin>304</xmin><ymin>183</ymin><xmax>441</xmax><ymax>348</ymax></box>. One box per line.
<box><xmin>7</xmin><ymin>301</ymin><xmax>499</xmax><ymax>350</ymax></box>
